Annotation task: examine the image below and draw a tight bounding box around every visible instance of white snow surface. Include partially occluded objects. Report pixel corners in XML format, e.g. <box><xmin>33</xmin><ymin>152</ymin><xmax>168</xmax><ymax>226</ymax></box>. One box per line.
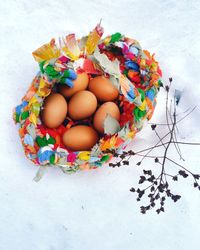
<box><xmin>0</xmin><ymin>0</ymin><xmax>200</xmax><ymax>249</ymax></box>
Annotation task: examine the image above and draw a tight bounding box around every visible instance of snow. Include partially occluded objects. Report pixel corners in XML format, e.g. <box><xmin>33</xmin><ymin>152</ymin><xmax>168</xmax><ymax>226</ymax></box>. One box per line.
<box><xmin>0</xmin><ymin>0</ymin><xmax>200</xmax><ymax>249</ymax></box>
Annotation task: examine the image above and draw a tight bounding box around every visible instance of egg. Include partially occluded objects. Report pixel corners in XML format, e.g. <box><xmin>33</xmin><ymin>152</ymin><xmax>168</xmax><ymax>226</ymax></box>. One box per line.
<box><xmin>41</xmin><ymin>93</ymin><xmax>68</xmax><ymax>128</ymax></box>
<box><xmin>88</xmin><ymin>76</ymin><xmax>119</xmax><ymax>102</ymax></box>
<box><xmin>62</xmin><ymin>125</ymin><xmax>99</xmax><ymax>151</ymax></box>
<box><xmin>58</xmin><ymin>72</ymin><xmax>89</xmax><ymax>98</ymax></box>
<box><xmin>68</xmin><ymin>90</ymin><xmax>97</xmax><ymax>120</ymax></box>
<box><xmin>93</xmin><ymin>102</ymin><xmax>120</xmax><ymax>134</ymax></box>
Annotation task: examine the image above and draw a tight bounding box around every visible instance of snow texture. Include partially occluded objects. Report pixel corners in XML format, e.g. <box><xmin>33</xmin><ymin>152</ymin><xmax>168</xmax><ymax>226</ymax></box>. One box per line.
<box><xmin>0</xmin><ymin>0</ymin><xmax>200</xmax><ymax>249</ymax></box>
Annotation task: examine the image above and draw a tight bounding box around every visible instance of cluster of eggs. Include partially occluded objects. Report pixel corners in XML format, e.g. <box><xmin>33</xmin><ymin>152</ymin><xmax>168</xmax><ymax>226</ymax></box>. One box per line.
<box><xmin>41</xmin><ymin>73</ymin><xmax>120</xmax><ymax>151</ymax></box>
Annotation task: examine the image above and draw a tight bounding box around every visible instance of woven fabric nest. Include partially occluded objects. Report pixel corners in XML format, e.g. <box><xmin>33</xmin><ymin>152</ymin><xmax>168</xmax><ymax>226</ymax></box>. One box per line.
<box><xmin>13</xmin><ymin>24</ymin><xmax>162</xmax><ymax>173</ymax></box>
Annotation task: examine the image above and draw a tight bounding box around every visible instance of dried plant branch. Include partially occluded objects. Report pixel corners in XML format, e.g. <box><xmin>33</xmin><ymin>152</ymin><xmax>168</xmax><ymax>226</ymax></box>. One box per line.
<box><xmin>109</xmin><ymin>78</ymin><xmax>200</xmax><ymax>214</ymax></box>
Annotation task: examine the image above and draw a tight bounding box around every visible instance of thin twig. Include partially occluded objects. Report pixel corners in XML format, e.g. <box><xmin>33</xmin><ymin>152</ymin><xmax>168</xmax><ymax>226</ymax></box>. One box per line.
<box><xmin>159</xmin><ymin>110</ymin><xmax>176</xmax><ymax>185</ymax></box>
<box><xmin>148</xmin><ymin>106</ymin><xmax>197</xmax><ymax>126</ymax></box>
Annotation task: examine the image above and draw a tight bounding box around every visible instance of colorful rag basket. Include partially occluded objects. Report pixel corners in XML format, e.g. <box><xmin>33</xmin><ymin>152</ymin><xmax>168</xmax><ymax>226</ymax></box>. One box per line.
<box><xmin>13</xmin><ymin>24</ymin><xmax>162</xmax><ymax>173</ymax></box>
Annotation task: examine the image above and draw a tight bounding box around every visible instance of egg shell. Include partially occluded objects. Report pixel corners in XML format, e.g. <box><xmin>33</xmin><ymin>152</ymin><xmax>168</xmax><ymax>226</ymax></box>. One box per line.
<box><xmin>62</xmin><ymin>125</ymin><xmax>99</xmax><ymax>151</ymax></box>
<box><xmin>68</xmin><ymin>90</ymin><xmax>97</xmax><ymax>120</ymax></box>
<box><xmin>88</xmin><ymin>76</ymin><xmax>119</xmax><ymax>102</ymax></box>
<box><xmin>41</xmin><ymin>93</ymin><xmax>68</xmax><ymax>128</ymax></box>
<box><xmin>93</xmin><ymin>102</ymin><xmax>120</xmax><ymax>134</ymax></box>
<box><xmin>58</xmin><ymin>72</ymin><xmax>89</xmax><ymax>98</ymax></box>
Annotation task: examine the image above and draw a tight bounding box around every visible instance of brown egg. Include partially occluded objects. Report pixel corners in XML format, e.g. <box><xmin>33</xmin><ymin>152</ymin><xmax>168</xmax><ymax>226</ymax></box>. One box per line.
<box><xmin>88</xmin><ymin>76</ymin><xmax>119</xmax><ymax>102</ymax></box>
<box><xmin>62</xmin><ymin>125</ymin><xmax>99</xmax><ymax>151</ymax></box>
<box><xmin>93</xmin><ymin>102</ymin><xmax>120</xmax><ymax>134</ymax></box>
<box><xmin>58</xmin><ymin>72</ymin><xmax>89</xmax><ymax>98</ymax></box>
<box><xmin>68</xmin><ymin>90</ymin><xmax>97</xmax><ymax>120</ymax></box>
<box><xmin>41</xmin><ymin>93</ymin><xmax>67</xmax><ymax>128</ymax></box>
